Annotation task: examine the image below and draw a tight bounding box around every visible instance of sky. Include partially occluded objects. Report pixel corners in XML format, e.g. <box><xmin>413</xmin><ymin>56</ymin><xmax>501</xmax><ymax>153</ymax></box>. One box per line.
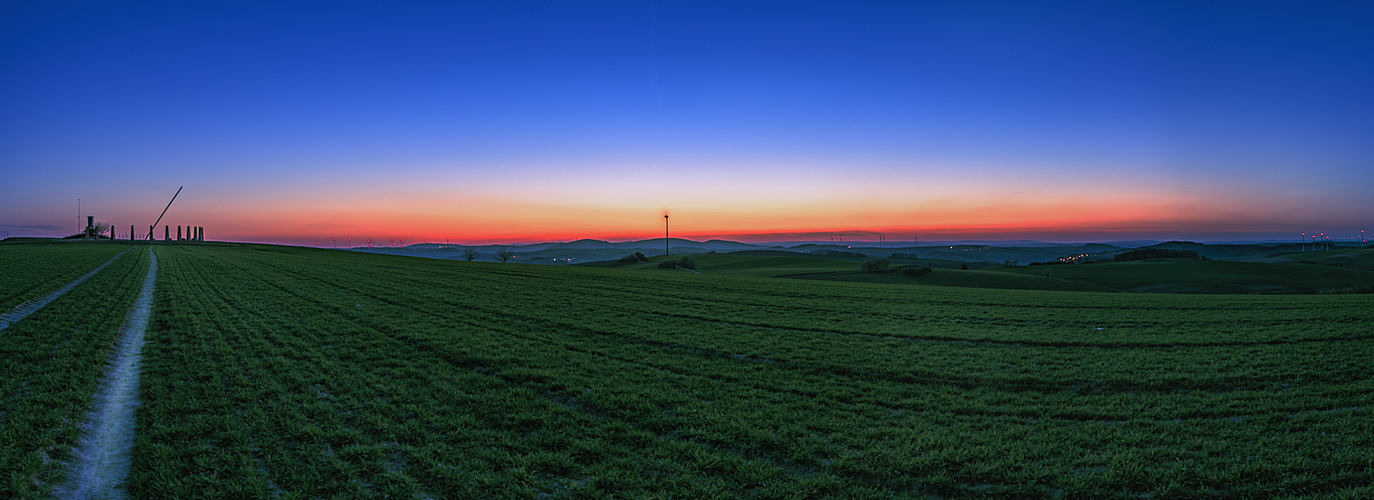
<box><xmin>3</xmin><ymin>1</ymin><xmax>1372</xmax><ymax>246</ymax></box>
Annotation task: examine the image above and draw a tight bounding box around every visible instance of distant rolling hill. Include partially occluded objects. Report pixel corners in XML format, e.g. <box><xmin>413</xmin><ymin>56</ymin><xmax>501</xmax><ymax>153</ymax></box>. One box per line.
<box><xmin>992</xmin><ymin>258</ymin><xmax>1374</xmax><ymax>294</ymax></box>
<box><xmin>350</xmin><ymin>238</ymin><xmax>780</xmax><ymax>264</ymax></box>
<box><xmin>355</xmin><ymin>239</ymin><xmax>1374</xmax><ymax>294</ymax></box>
<box><xmin>580</xmin><ymin>248</ymin><xmax>1374</xmax><ymax>294</ymax></box>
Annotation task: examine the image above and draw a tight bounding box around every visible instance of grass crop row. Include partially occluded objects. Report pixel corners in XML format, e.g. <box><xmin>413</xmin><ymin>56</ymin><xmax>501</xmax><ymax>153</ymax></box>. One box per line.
<box><xmin>0</xmin><ymin>243</ymin><xmax>131</xmax><ymax>311</ymax></box>
<box><xmin>134</xmin><ymin>247</ymin><xmax>847</xmax><ymax>498</ymax></box>
<box><xmin>127</xmin><ymin>245</ymin><xmax>1373</xmax><ymax>498</ymax></box>
<box><xmin>0</xmin><ymin>247</ymin><xmax>151</xmax><ymax>499</ymax></box>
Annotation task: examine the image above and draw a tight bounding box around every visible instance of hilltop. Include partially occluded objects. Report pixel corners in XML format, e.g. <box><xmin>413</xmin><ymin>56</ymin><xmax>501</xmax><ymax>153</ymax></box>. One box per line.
<box><xmin>571</xmin><ymin>243</ymin><xmax>1374</xmax><ymax>295</ymax></box>
<box><xmin>340</xmin><ymin>238</ymin><xmax>1374</xmax><ymax>293</ymax></box>
<box><xmin>350</xmin><ymin>238</ymin><xmax>1137</xmax><ymax>266</ymax></box>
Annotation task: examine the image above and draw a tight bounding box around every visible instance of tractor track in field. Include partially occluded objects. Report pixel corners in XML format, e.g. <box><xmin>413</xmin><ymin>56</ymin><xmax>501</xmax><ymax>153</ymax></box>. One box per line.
<box><xmin>0</xmin><ymin>247</ymin><xmax>132</xmax><ymax>332</ymax></box>
<box><xmin>55</xmin><ymin>247</ymin><xmax>157</xmax><ymax>500</ymax></box>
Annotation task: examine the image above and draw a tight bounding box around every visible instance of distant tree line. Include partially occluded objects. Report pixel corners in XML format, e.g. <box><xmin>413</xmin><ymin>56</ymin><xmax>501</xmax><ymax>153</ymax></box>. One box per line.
<box><xmin>618</xmin><ymin>252</ymin><xmax>649</xmax><ymax>264</ymax></box>
<box><xmin>824</xmin><ymin>250</ymin><xmax>866</xmax><ymax>258</ymax></box>
<box><xmin>902</xmin><ymin>266</ymin><xmax>932</xmax><ymax>277</ymax></box>
<box><xmin>1113</xmin><ymin>248</ymin><xmax>1201</xmax><ymax>262</ymax></box>
<box><xmin>860</xmin><ymin>259</ymin><xmax>890</xmax><ymax>273</ymax></box>
<box><xmin>658</xmin><ymin>256</ymin><xmax>696</xmax><ymax>269</ymax></box>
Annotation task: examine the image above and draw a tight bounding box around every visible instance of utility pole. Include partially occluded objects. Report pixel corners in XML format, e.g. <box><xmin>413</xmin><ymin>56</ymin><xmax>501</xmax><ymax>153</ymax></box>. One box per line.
<box><xmin>664</xmin><ymin>214</ymin><xmax>670</xmax><ymax>256</ymax></box>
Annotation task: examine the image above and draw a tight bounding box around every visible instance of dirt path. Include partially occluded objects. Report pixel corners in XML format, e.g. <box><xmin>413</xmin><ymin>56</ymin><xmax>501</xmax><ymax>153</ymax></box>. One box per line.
<box><xmin>0</xmin><ymin>247</ymin><xmax>132</xmax><ymax>332</ymax></box>
<box><xmin>55</xmin><ymin>247</ymin><xmax>157</xmax><ymax>500</ymax></box>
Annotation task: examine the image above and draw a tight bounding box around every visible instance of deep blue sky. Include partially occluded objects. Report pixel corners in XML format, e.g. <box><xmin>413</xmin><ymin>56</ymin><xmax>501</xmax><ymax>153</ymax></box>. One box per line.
<box><xmin>3</xmin><ymin>1</ymin><xmax>1372</xmax><ymax>244</ymax></box>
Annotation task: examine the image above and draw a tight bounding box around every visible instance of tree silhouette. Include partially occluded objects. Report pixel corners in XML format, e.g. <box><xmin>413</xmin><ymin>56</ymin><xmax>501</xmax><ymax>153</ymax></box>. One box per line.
<box><xmin>92</xmin><ymin>221</ymin><xmax>113</xmax><ymax>239</ymax></box>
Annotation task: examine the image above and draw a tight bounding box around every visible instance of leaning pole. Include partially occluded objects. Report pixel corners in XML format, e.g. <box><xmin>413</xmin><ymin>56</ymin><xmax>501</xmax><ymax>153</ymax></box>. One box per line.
<box><xmin>148</xmin><ymin>186</ymin><xmax>183</xmax><ymax>240</ymax></box>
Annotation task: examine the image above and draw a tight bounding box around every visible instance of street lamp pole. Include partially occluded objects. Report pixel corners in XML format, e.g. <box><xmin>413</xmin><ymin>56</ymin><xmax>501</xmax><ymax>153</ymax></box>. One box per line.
<box><xmin>664</xmin><ymin>215</ymin><xmax>670</xmax><ymax>257</ymax></box>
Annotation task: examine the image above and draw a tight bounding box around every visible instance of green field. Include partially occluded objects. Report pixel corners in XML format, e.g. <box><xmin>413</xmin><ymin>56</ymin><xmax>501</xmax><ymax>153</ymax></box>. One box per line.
<box><xmin>991</xmin><ymin>258</ymin><xmax>1374</xmax><ymax>293</ymax></box>
<box><xmin>581</xmin><ymin>253</ymin><xmax>865</xmax><ymax>277</ymax></box>
<box><xmin>2</xmin><ymin>242</ymin><xmax>1372</xmax><ymax>498</ymax></box>
<box><xmin>0</xmin><ymin>242</ymin><xmax>130</xmax><ymax>311</ymax></box>
<box><xmin>1271</xmin><ymin>247</ymin><xmax>1374</xmax><ymax>271</ymax></box>
<box><xmin>0</xmin><ymin>244</ymin><xmax>153</xmax><ymax>490</ymax></box>
<box><xmin>591</xmin><ymin>250</ymin><xmax>1374</xmax><ymax>295</ymax></box>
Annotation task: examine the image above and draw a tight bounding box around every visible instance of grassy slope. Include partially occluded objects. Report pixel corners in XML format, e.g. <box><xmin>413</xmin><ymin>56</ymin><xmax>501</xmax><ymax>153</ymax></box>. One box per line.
<box><xmin>617</xmin><ymin>252</ymin><xmax>1374</xmax><ymax>294</ymax></box>
<box><xmin>584</xmin><ymin>252</ymin><xmax>994</xmax><ymax>277</ymax></box>
<box><xmin>577</xmin><ymin>253</ymin><xmax>858</xmax><ymax>277</ymax></box>
<box><xmin>0</xmin><ymin>242</ymin><xmax>131</xmax><ymax>311</ymax></box>
<box><xmin>128</xmin><ymin>245</ymin><xmax>1374</xmax><ymax>497</ymax></box>
<box><xmin>797</xmin><ymin>267</ymin><xmax>1118</xmax><ymax>292</ymax></box>
<box><xmin>992</xmin><ymin>258</ymin><xmax>1374</xmax><ymax>293</ymax></box>
<box><xmin>684</xmin><ymin>254</ymin><xmax>859</xmax><ymax>277</ymax></box>
<box><xmin>1270</xmin><ymin>247</ymin><xmax>1374</xmax><ymax>270</ymax></box>
<box><xmin>0</xmin><ymin>245</ymin><xmax>151</xmax><ymax>498</ymax></box>
<box><xmin>5</xmin><ymin>243</ymin><xmax>1373</xmax><ymax>497</ymax></box>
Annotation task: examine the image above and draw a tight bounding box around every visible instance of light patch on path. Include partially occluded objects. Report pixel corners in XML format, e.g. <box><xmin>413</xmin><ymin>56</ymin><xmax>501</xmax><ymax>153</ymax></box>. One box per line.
<box><xmin>55</xmin><ymin>247</ymin><xmax>157</xmax><ymax>500</ymax></box>
<box><xmin>0</xmin><ymin>248</ymin><xmax>132</xmax><ymax>332</ymax></box>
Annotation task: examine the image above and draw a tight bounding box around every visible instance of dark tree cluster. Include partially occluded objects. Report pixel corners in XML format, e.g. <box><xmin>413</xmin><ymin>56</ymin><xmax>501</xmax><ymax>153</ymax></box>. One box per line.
<box><xmin>824</xmin><ymin>250</ymin><xmax>867</xmax><ymax>258</ymax></box>
<box><xmin>860</xmin><ymin>259</ymin><xmax>890</xmax><ymax>273</ymax></box>
<box><xmin>658</xmin><ymin>256</ymin><xmax>696</xmax><ymax>269</ymax></box>
<box><xmin>619</xmin><ymin>252</ymin><xmax>649</xmax><ymax>264</ymax></box>
<box><xmin>902</xmin><ymin>266</ymin><xmax>932</xmax><ymax>277</ymax></box>
<box><xmin>1113</xmin><ymin>248</ymin><xmax>1201</xmax><ymax>262</ymax></box>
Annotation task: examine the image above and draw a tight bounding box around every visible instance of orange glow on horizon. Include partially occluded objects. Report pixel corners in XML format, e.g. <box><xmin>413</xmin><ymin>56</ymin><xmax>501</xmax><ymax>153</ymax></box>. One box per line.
<box><xmin>183</xmin><ymin>191</ymin><xmax>1315</xmax><ymax>246</ymax></box>
<box><xmin>105</xmin><ymin>173</ymin><xmax>1355</xmax><ymax>246</ymax></box>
